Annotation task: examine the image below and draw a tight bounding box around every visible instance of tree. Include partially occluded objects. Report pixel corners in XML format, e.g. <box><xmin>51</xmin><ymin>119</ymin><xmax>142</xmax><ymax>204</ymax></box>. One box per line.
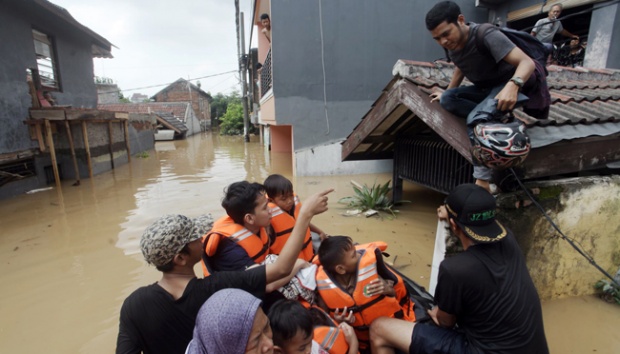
<box><xmin>219</xmin><ymin>102</ymin><xmax>244</xmax><ymax>135</ymax></box>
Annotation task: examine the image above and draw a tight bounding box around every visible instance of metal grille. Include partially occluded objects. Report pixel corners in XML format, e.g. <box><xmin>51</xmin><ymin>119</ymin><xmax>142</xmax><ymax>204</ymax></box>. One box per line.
<box><xmin>0</xmin><ymin>159</ymin><xmax>36</xmax><ymax>187</ymax></box>
<box><xmin>394</xmin><ymin>136</ymin><xmax>473</xmax><ymax>194</ymax></box>
<box><xmin>260</xmin><ymin>49</ymin><xmax>272</xmax><ymax>97</ymax></box>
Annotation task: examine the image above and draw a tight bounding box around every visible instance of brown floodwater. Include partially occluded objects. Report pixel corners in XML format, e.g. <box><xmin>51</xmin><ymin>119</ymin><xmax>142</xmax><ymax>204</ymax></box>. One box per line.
<box><xmin>0</xmin><ymin>133</ymin><xmax>618</xmax><ymax>353</ymax></box>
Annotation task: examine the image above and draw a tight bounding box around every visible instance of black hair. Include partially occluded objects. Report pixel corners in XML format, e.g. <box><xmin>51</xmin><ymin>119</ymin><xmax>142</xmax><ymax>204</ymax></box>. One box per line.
<box><xmin>260</xmin><ymin>13</ymin><xmax>270</xmax><ymax>21</ymax></box>
<box><xmin>308</xmin><ymin>307</ymin><xmax>333</xmax><ymax>327</ymax></box>
<box><xmin>318</xmin><ymin>235</ymin><xmax>354</xmax><ymax>273</ymax></box>
<box><xmin>425</xmin><ymin>1</ymin><xmax>461</xmax><ymax>31</ymax></box>
<box><xmin>263</xmin><ymin>174</ymin><xmax>293</xmax><ymax>199</ymax></box>
<box><xmin>221</xmin><ymin>181</ymin><xmax>266</xmax><ymax>225</ymax></box>
<box><xmin>156</xmin><ymin>244</ymin><xmax>190</xmax><ymax>272</ymax></box>
<box><xmin>268</xmin><ymin>300</ymin><xmax>313</xmax><ymax>347</ymax></box>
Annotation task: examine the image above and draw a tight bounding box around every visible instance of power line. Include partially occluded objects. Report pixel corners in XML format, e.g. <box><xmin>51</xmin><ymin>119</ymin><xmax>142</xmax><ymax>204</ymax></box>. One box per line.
<box><xmin>97</xmin><ymin>70</ymin><xmax>238</xmax><ymax>95</ymax></box>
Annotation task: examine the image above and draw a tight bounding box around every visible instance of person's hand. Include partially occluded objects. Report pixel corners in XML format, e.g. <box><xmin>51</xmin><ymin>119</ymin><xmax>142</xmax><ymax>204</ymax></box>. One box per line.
<box><xmin>365</xmin><ymin>278</ymin><xmax>395</xmax><ymax>296</ymax></box>
<box><xmin>428</xmin><ymin>306</ymin><xmax>440</xmax><ymax>326</ymax></box>
<box><xmin>437</xmin><ymin>205</ymin><xmax>448</xmax><ymax>221</ymax></box>
<box><xmin>319</xmin><ymin>232</ymin><xmax>329</xmax><ymax>241</ymax></box>
<box><xmin>338</xmin><ymin>322</ymin><xmax>359</xmax><ymax>353</ymax></box>
<box><xmin>429</xmin><ymin>91</ymin><xmax>443</xmax><ymax>103</ymax></box>
<box><xmin>300</xmin><ymin>189</ymin><xmax>334</xmax><ymax>217</ymax></box>
<box><xmin>494</xmin><ymin>83</ymin><xmax>519</xmax><ymax>112</ymax></box>
<box><xmin>334</xmin><ymin>307</ymin><xmax>355</xmax><ymax>325</ymax></box>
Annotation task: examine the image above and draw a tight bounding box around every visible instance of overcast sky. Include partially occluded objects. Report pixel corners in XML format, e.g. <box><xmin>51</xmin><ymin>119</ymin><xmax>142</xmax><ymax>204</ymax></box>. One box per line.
<box><xmin>52</xmin><ymin>0</ymin><xmax>256</xmax><ymax>98</ymax></box>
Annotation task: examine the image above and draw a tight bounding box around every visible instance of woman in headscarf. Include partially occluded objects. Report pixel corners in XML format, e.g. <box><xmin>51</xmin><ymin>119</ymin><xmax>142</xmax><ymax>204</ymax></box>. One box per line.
<box><xmin>187</xmin><ymin>288</ymin><xmax>274</xmax><ymax>354</ymax></box>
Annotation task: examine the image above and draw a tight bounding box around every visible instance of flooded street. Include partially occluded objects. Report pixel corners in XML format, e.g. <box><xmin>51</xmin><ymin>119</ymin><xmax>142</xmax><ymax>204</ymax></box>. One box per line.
<box><xmin>0</xmin><ymin>133</ymin><xmax>618</xmax><ymax>353</ymax></box>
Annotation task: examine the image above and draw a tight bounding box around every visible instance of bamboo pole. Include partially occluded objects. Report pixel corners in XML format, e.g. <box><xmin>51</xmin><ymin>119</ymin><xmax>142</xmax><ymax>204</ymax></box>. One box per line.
<box><xmin>124</xmin><ymin>120</ymin><xmax>131</xmax><ymax>162</ymax></box>
<box><xmin>64</xmin><ymin>120</ymin><xmax>80</xmax><ymax>185</ymax></box>
<box><xmin>81</xmin><ymin>121</ymin><xmax>94</xmax><ymax>179</ymax></box>
<box><xmin>44</xmin><ymin>119</ymin><xmax>61</xmax><ymax>191</ymax></box>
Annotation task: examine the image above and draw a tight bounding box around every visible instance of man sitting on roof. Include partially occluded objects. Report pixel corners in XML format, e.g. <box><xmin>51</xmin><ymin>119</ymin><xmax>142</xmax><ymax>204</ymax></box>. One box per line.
<box><xmin>426</xmin><ymin>1</ymin><xmax>550</xmax><ymax>193</ymax></box>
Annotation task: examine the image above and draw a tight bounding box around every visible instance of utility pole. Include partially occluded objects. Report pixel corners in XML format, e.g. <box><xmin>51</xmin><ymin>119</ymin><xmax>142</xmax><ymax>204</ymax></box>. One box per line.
<box><xmin>235</xmin><ymin>0</ymin><xmax>250</xmax><ymax>142</ymax></box>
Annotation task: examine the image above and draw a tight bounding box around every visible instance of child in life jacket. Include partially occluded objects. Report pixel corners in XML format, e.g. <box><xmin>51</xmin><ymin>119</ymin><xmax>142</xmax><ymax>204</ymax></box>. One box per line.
<box><xmin>315</xmin><ymin>236</ymin><xmax>416</xmax><ymax>350</ymax></box>
<box><xmin>268</xmin><ymin>299</ymin><xmax>359</xmax><ymax>354</ymax></box>
<box><xmin>264</xmin><ymin>174</ymin><xmax>329</xmax><ymax>260</ymax></box>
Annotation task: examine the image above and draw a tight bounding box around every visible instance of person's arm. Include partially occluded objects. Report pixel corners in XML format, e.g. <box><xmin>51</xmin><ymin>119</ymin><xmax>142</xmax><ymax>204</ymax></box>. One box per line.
<box><xmin>116</xmin><ymin>303</ymin><xmax>142</xmax><ymax>354</ymax></box>
<box><xmin>339</xmin><ymin>322</ymin><xmax>359</xmax><ymax>354</ymax></box>
<box><xmin>559</xmin><ymin>28</ymin><xmax>578</xmax><ymax>39</ymax></box>
<box><xmin>309</xmin><ymin>222</ymin><xmax>328</xmax><ymax>240</ymax></box>
<box><xmin>494</xmin><ymin>47</ymin><xmax>535</xmax><ymax>112</ymax></box>
<box><xmin>262</xmin><ymin>28</ymin><xmax>271</xmax><ymax>43</ymax></box>
<box><xmin>429</xmin><ymin>67</ymin><xmax>464</xmax><ymax>103</ymax></box>
<box><xmin>428</xmin><ymin>306</ymin><xmax>457</xmax><ymax>328</ymax></box>
<box><xmin>264</xmin><ymin>189</ymin><xmax>333</xmax><ymax>285</ymax></box>
<box><xmin>265</xmin><ymin>258</ymin><xmax>308</xmax><ymax>293</ymax></box>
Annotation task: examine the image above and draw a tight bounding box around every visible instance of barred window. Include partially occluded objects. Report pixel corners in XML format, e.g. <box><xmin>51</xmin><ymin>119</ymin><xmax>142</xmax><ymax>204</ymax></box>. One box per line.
<box><xmin>32</xmin><ymin>29</ymin><xmax>60</xmax><ymax>90</ymax></box>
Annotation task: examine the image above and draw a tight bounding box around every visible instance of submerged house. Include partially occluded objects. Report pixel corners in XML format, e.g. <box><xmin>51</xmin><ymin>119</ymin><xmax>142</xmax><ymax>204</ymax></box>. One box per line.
<box><xmin>250</xmin><ymin>0</ymin><xmax>619</xmax><ymax>177</ymax></box>
<box><xmin>151</xmin><ymin>78</ymin><xmax>212</xmax><ymax>131</ymax></box>
<box><xmin>0</xmin><ymin>0</ymin><xmax>153</xmax><ymax>199</ymax></box>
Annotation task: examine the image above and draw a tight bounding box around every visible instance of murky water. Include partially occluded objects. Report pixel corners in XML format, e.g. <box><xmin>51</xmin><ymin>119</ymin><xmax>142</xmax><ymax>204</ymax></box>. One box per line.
<box><xmin>0</xmin><ymin>133</ymin><xmax>618</xmax><ymax>353</ymax></box>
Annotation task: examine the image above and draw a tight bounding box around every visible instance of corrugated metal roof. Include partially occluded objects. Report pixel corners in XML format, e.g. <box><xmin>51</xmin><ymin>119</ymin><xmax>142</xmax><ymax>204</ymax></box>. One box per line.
<box><xmin>342</xmin><ymin>60</ymin><xmax>620</xmax><ymax>181</ymax></box>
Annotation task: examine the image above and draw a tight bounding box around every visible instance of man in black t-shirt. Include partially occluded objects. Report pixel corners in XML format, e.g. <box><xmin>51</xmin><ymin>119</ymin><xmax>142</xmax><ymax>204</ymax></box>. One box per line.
<box><xmin>115</xmin><ymin>189</ymin><xmax>333</xmax><ymax>354</ymax></box>
<box><xmin>370</xmin><ymin>184</ymin><xmax>548</xmax><ymax>354</ymax></box>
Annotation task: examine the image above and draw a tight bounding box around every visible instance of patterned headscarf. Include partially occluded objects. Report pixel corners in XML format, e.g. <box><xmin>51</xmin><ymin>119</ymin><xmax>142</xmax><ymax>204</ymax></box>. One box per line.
<box><xmin>186</xmin><ymin>289</ymin><xmax>262</xmax><ymax>354</ymax></box>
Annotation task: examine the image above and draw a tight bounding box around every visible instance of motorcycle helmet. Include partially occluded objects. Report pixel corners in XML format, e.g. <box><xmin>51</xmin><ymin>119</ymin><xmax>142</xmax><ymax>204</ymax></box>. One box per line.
<box><xmin>471</xmin><ymin>121</ymin><xmax>531</xmax><ymax>169</ymax></box>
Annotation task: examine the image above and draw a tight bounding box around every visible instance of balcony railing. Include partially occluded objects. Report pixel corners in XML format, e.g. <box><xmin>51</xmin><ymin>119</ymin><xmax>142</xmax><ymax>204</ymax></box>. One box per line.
<box><xmin>260</xmin><ymin>49</ymin><xmax>272</xmax><ymax>97</ymax></box>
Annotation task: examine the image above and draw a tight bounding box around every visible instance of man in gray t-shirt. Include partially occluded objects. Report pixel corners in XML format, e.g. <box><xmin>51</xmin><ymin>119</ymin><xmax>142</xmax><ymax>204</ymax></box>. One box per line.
<box><xmin>531</xmin><ymin>4</ymin><xmax>578</xmax><ymax>44</ymax></box>
<box><xmin>425</xmin><ymin>1</ymin><xmax>550</xmax><ymax>193</ymax></box>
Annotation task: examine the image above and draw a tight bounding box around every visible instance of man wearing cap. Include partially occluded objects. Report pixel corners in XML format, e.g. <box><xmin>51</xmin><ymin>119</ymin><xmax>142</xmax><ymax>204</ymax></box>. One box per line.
<box><xmin>116</xmin><ymin>189</ymin><xmax>332</xmax><ymax>354</ymax></box>
<box><xmin>370</xmin><ymin>184</ymin><xmax>548</xmax><ymax>354</ymax></box>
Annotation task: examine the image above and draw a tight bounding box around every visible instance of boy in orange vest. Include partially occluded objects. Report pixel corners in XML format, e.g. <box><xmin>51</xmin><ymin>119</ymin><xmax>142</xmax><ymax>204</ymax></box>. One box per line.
<box><xmin>268</xmin><ymin>299</ymin><xmax>359</xmax><ymax>354</ymax></box>
<box><xmin>315</xmin><ymin>236</ymin><xmax>415</xmax><ymax>349</ymax></box>
<box><xmin>264</xmin><ymin>174</ymin><xmax>329</xmax><ymax>259</ymax></box>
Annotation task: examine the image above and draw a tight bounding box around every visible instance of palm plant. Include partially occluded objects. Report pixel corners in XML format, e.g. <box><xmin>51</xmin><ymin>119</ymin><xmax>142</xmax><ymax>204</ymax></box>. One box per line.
<box><xmin>338</xmin><ymin>180</ymin><xmax>401</xmax><ymax>217</ymax></box>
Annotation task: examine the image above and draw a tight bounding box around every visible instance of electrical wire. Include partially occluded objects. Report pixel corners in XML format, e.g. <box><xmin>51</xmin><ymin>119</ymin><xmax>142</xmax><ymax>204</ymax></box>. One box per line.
<box><xmin>96</xmin><ymin>70</ymin><xmax>237</xmax><ymax>95</ymax></box>
<box><xmin>508</xmin><ymin>168</ymin><xmax>620</xmax><ymax>288</ymax></box>
<box><xmin>318</xmin><ymin>0</ymin><xmax>330</xmax><ymax>135</ymax></box>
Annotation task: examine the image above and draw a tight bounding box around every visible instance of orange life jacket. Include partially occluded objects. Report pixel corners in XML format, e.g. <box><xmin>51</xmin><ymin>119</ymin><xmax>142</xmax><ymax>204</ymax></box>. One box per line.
<box><xmin>200</xmin><ymin>215</ymin><xmax>270</xmax><ymax>276</ymax></box>
<box><xmin>268</xmin><ymin>195</ymin><xmax>314</xmax><ymax>261</ymax></box>
<box><xmin>315</xmin><ymin>242</ymin><xmax>415</xmax><ymax>346</ymax></box>
<box><xmin>312</xmin><ymin>308</ymin><xmax>353</xmax><ymax>354</ymax></box>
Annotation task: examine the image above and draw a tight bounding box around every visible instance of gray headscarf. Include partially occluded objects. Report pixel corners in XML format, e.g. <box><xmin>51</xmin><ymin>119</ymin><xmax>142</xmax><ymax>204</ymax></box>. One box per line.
<box><xmin>186</xmin><ymin>289</ymin><xmax>262</xmax><ymax>354</ymax></box>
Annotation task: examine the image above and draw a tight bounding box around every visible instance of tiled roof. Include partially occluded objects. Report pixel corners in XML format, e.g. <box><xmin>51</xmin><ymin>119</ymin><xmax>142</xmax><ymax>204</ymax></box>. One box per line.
<box><xmin>156</xmin><ymin>112</ymin><xmax>188</xmax><ymax>135</ymax></box>
<box><xmin>393</xmin><ymin>60</ymin><xmax>620</xmax><ymax>128</ymax></box>
<box><xmin>98</xmin><ymin>102</ymin><xmax>189</xmax><ymax>122</ymax></box>
<box><xmin>342</xmin><ymin>60</ymin><xmax>620</xmax><ymax>184</ymax></box>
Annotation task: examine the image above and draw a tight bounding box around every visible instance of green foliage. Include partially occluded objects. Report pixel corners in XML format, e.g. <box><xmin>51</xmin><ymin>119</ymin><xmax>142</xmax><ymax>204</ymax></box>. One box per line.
<box><xmin>118</xmin><ymin>91</ymin><xmax>131</xmax><ymax>103</ymax></box>
<box><xmin>136</xmin><ymin>151</ymin><xmax>149</xmax><ymax>158</ymax></box>
<box><xmin>210</xmin><ymin>91</ymin><xmax>242</xmax><ymax>124</ymax></box>
<box><xmin>595</xmin><ymin>279</ymin><xmax>620</xmax><ymax>305</ymax></box>
<box><xmin>219</xmin><ymin>102</ymin><xmax>245</xmax><ymax>135</ymax></box>
<box><xmin>338</xmin><ymin>180</ymin><xmax>402</xmax><ymax>217</ymax></box>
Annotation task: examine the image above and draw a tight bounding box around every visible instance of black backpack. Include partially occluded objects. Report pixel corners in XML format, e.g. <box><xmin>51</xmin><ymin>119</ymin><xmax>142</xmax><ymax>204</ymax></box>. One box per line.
<box><xmin>444</xmin><ymin>23</ymin><xmax>550</xmax><ymax>76</ymax></box>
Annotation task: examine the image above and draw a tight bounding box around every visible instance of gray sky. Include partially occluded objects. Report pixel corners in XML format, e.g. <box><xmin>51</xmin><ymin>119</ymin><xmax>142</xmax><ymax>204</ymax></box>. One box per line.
<box><xmin>52</xmin><ymin>0</ymin><xmax>256</xmax><ymax>97</ymax></box>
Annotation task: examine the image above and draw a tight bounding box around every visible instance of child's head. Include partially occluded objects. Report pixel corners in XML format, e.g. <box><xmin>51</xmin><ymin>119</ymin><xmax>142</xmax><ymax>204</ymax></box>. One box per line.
<box><xmin>268</xmin><ymin>300</ymin><xmax>313</xmax><ymax>354</ymax></box>
<box><xmin>221</xmin><ymin>181</ymin><xmax>270</xmax><ymax>230</ymax></box>
<box><xmin>318</xmin><ymin>236</ymin><xmax>358</xmax><ymax>275</ymax></box>
<box><xmin>264</xmin><ymin>174</ymin><xmax>295</xmax><ymax>212</ymax></box>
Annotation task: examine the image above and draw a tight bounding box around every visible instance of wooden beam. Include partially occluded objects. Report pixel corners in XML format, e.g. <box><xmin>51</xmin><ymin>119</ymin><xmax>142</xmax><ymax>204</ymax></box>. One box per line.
<box><xmin>107</xmin><ymin>121</ymin><xmax>115</xmax><ymax>169</ymax></box>
<box><xmin>64</xmin><ymin>120</ymin><xmax>80</xmax><ymax>185</ymax></box>
<box><xmin>342</xmin><ymin>85</ymin><xmax>404</xmax><ymax>161</ymax></box>
<box><xmin>35</xmin><ymin>124</ymin><xmax>46</xmax><ymax>152</ymax></box>
<box><xmin>44</xmin><ymin>120</ymin><xmax>61</xmax><ymax>191</ymax></box>
<box><xmin>124</xmin><ymin>120</ymin><xmax>131</xmax><ymax>162</ymax></box>
<box><xmin>523</xmin><ymin>135</ymin><xmax>620</xmax><ymax>178</ymax></box>
<box><xmin>81</xmin><ymin>121</ymin><xmax>94</xmax><ymax>180</ymax></box>
<box><xmin>30</xmin><ymin>108</ymin><xmax>66</xmax><ymax>120</ymax></box>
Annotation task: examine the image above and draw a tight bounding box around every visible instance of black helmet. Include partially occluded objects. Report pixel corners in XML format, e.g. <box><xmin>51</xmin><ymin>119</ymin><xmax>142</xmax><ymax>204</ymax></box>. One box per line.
<box><xmin>471</xmin><ymin>121</ymin><xmax>530</xmax><ymax>169</ymax></box>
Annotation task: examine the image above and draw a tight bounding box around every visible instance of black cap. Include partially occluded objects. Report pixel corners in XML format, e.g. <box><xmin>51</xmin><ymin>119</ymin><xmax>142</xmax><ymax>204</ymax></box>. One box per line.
<box><xmin>445</xmin><ymin>184</ymin><xmax>507</xmax><ymax>243</ymax></box>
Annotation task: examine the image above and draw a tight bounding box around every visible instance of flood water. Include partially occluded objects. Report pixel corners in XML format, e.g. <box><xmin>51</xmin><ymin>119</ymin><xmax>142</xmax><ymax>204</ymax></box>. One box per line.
<box><xmin>0</xmin><ymin>133</ymin><xmax>618</xmax><ymax>353</ymax></box>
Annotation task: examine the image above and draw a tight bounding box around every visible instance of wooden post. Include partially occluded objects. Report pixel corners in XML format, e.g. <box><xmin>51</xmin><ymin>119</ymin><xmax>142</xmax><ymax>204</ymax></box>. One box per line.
<box><xmin>35</xmin><ymin>123</ymin><xmax>46</xmax><ymax>152</ymax></box>
<box><xmin>44</xmin><ymin>119</ymin><xmax>61</xmax><ymax>191</ymax></box>
<box><xmin>124</xmin><ymin>120</ymin><xmax>131</xmax><ymax>162</ymax></box>
<box><xmin>107</xmin><ymin>121</ymin><xmax>115</xmax><ymax>169</ymax></box>
<box><xmin>81</xmin><ymin>121</ymin><xmax>94</xmax><ymax>179</ymax></box>
<box><xmin>64</xmin><ymin>120</ymin><xmax>80</xmax><ymax>185</ymax></box>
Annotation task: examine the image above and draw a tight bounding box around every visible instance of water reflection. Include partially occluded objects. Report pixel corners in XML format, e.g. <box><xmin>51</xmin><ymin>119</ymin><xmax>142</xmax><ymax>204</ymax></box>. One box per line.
<box><xmin>0</xmin><ymin>132</ymin><xmax>617</xmax><ymax>353</ymax></box>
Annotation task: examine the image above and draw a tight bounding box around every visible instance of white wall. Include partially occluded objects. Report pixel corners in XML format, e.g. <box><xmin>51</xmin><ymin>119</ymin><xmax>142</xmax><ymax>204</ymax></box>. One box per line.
<box><xmin>294</xmin><ymin>140</ymin><xmax>392</xmax><ymax>176</ymax></box>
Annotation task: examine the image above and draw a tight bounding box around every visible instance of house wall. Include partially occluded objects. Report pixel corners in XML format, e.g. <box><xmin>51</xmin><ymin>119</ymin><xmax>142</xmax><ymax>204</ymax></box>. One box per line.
<box><xmin>0</xmin><ymin>3</ymin><xmax>99</xmax><ymax>155</ymax></box>
<box><xmin>97</xmin><ymin>84</ymin><xmax>120</xmax><ymax>104</ymax></box>
<box><xmin>153</xmin><ymin>81</ymin><xmax>211</xmax><ymax>127</ymax></box>
<box><xmin>268</xmin><ymin>0</ymin><xmax>487</xmax><ymax>175</ymax></box>
<box><xmin>498</xmin><ymin>176</ymin><xmax>620</xmax><ymax>300</ymax></box>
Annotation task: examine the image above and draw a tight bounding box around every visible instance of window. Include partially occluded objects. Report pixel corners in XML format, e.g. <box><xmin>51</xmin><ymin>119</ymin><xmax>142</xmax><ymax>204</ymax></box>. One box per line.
<box><xmin>32</xmin><ymin>29</ymin><xmax>60</xmax><ymax>90</ymax></box>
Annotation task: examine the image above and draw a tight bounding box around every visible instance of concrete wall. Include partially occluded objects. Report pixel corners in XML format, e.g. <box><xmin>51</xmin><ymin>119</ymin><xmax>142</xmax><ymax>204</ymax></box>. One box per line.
<box><xmin>498</xmin><ymin>176</ymin><xmax>620</xmax><ymax>300</ymax></box>
<box><xmin>0</xmin><ymin>3</ymin><xmax>99</xmax><ymax>154</ymax></box>
<box><xmin>295</xmin><ymin>141</ymin><xmax>392</xmax><ymax>176</ymax></box>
